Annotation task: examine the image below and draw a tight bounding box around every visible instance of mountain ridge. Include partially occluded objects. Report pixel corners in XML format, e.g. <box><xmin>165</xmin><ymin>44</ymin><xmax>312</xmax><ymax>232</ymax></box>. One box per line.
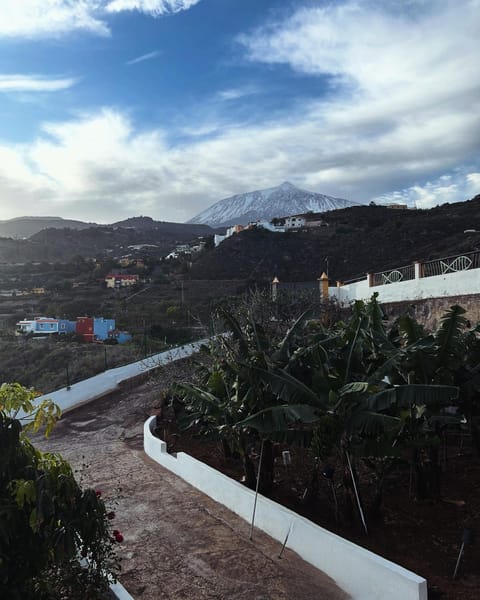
<box><xmin>0</xmin><ymin>216</ymin><xmax>95</xmax><ymax>239</ymax></box>
<box><xmin>0</xmin><ymin>215</ymin><xmax>215</xmax><ymax>241</ymax></box>
<box><xmin>188</xmin><ymin>181</ymin><xmax>357</xmax><ymax>227</ymax></box>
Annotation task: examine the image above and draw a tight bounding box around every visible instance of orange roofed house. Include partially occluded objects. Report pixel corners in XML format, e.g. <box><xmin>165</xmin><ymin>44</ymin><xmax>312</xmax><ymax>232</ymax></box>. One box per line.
<box><xmin>105</xmin><ymin>274</ymin><xmax>139</xmax><ymax>288</ymax></box>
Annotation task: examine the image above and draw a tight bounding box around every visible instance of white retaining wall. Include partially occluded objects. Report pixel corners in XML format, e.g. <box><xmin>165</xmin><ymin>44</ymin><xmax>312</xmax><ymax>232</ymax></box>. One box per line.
<box><xmin>15</xmin><ymin>339</ymin><xmax>211</xmax><ymax>600</ymax></box>
<box><xmin>16</xmin><ymin>339</ymin><xmax>208</xmax><ymax>419</ymax></box>
<box><xmin>144</xmin><ymin>416</ymin><xmax>427</xmax><ymax>600</ymax></box>
<box><xmin>330</xmin><ymin>269</ymin><xmax>480</xmax><ymax>305</ymax></box>
<box><xmin>110</xmin><ymin>581</ymin><xmax>135</xmax><ymax>600</ymax></box>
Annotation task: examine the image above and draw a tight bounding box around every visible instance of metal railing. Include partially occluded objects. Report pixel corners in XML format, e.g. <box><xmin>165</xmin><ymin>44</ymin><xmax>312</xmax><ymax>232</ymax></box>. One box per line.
<box><xmin>422</xmin><ymin>250</ymin><xmax>480</xmax><ymax>278</ymax></box>
<box><xmin>278</xmin><ymin>281</ymin><xmax>319</xmax><ymax>290</ymax></box>
<box><xmin>342</xmin><ymin>275</ymin><xmax>365</xmax><ymax>285</ymax></box>
<box><xmin>372</xmin><ymin>264</ymin><xmax>415</xmax><ymax>287</ymax></box>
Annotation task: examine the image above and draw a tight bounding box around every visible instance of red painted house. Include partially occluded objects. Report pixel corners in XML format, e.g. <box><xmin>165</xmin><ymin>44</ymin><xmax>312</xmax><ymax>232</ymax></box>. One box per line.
<box><xmin>76</xmin><ymin>316</ymin><xmax>95</xmax><ymax>343</ymax></box>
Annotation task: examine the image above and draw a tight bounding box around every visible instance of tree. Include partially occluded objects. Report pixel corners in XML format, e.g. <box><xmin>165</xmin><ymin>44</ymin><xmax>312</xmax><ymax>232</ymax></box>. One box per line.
<box><xmin>0</xmin><ymin>383</ymin><xmax>119</xmax><ymax>599</ymax></box>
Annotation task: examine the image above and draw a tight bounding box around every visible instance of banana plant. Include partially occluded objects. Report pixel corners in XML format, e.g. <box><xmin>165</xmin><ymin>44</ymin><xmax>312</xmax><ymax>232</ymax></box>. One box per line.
<box><xmin>175</xmin><ymin>306</ymin><xmax>314</xmax><ymax>491</ymax></box>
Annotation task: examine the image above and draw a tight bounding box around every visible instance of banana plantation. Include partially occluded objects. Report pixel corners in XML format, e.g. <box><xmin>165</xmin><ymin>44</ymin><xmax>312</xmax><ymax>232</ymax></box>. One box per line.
<box><xmin>162</xmin><ymin>294</ymin><xmax>480</xmax><ymax>596</ymax></box>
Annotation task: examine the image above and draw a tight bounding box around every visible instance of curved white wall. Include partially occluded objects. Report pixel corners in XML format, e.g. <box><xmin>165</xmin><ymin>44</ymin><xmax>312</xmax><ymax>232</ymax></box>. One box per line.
<box><xmin>144</xmin><ymin>417</ymin><xmax>427</xmax><ymax>600</ymax></box>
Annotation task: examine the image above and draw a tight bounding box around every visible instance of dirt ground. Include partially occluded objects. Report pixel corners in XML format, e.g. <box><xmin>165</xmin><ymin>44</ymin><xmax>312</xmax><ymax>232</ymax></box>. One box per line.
<box><xmin>164</xmin><ymin>399</ymin><xmax>480</xmax><ymax>600</ymax></box>
<box><xmin>35</xmin><ymin>376</ymin><xmax>348</xmax><ymax>600</ymax></box>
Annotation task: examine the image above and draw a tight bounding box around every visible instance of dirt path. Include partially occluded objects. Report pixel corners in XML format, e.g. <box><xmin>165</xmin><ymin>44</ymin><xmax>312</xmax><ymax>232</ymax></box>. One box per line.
<box><xmin>36</xmin><ymin>381</ymin><xmax>348</xmax><ymax>600</ymax></box>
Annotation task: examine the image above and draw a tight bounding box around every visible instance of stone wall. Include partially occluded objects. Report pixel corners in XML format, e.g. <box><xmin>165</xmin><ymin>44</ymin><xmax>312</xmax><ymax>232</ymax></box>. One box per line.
<box><xmin>380</xmin><ymin>294</ymin><xmax>480</xmax><ymax>330</ymax></box>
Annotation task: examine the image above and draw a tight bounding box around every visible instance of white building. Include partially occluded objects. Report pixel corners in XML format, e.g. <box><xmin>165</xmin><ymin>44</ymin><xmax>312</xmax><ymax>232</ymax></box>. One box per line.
<box><xmin>284</xmin><ymin>216</ymin><xmax>306</xmax><ymax>229</ymax></box>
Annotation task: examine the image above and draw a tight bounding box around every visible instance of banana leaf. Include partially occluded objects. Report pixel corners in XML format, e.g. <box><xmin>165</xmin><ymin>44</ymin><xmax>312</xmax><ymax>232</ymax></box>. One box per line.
<box><xmin>346</xmin><ymin>410</ymin><xmax>401</xmax><ymax>437</ymax></box>
<box><xmin>367</xmin><ymin>384</ymin><xmax>459</xmax><ymax>412</ymax></box>
<box><xmin>238</xmin><ymin>403</ymin><xmax>322</xmax><ymax>433</ymax></box>
<box><xmin>252</xmin><ymin>366</ymin><xmax>327</xmax><ymax>408</ymax></box>
<box><xmin>272</xmin><ymin>310</ymin><xmax>311</xmax><ymax>364</ymax></box>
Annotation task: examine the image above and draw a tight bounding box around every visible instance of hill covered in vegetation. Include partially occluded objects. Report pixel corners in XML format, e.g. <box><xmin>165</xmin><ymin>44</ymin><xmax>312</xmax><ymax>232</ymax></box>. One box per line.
<box><xmin>189</xmin><ymin>195</ymin><xmax>480</xmax><ymax>282</ymax></box>
<box><xmin>0</xmin><ymin>220</ymin><xmax>215</xmax><ymax>262</ymax></box>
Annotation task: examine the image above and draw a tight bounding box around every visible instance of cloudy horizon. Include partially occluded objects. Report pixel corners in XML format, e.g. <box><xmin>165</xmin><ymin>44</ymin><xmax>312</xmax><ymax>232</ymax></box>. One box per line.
<box><xmin>0</xmin><ymin>0</ymin><xmax>478</xmax><ymax>223</ymax></box>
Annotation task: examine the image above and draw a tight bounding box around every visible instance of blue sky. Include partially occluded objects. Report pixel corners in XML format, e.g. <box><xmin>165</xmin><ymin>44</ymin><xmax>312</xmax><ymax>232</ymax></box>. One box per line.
<box><xmin>0</xmin><ymin>0</ymin><xmax>478</xmax><ymax>223</ymax></box>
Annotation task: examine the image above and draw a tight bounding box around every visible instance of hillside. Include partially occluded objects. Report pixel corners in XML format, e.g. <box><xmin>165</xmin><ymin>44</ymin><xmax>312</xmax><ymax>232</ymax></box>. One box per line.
<box><xmin>189</xmin><ymin>195</ymin><xmax>480</xmax><ymax>282</ymax></box>
<box><xmin>0</xmin><ymin>221</ymin><xmax>215</xmax><ymax>262</ymax></box>
<box><xmin>0</xmin><ymin>216</ymin><xmax>95</xmax><ymax>239</ymax></box>
<box><xmin>112</xmin><ymin>216</ymin><xmax>215</xmax><ymax>236</ymax></box>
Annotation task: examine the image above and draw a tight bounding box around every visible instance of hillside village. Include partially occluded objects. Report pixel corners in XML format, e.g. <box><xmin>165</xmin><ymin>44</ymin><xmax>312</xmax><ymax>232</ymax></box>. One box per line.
<box><xmin>213</xmin><ymin>203</ymin><xmax>411</xmax><ymax>246</ymax></box>
<box><xmin>0</xmin><ymin>194</ymin><xmax>479</xmax><ymax>345</ymax></box>
<box><xmin>2</xmin><ymin>198</ymin><xmax>480</xmax><ymax>600</ymax></box>
<box><xmin>16</xmin><ymin>315</ymin><xmax>131</xmax><ymax>344</ymax></box>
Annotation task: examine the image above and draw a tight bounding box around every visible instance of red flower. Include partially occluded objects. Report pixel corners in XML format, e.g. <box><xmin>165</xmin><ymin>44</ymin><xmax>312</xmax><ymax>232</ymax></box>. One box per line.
<box><xmin>107</xmin><ymin>511</ymin><xmax>115</xmax><ymax>520</ymax></box>
<box><xmin>112</xmin><ymin>529</ymin><xmax>120</xmax><ymax>536</ymax></box>
<box><xmin>95</xmin><ymin>490</ymin><xmax>102</xmax><ymax>497</ymax></box>
<box><xmin>114</xmin><ymin>533</ymin><xmax>124</xmax><ymax>543</ymax></box>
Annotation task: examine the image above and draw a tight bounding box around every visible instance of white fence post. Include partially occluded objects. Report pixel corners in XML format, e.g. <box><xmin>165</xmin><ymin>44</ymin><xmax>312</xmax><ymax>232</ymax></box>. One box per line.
<box><xmin>414</xmin><ymin>261</ymin><xmax>423</xmax><ymax>279</ymax></box>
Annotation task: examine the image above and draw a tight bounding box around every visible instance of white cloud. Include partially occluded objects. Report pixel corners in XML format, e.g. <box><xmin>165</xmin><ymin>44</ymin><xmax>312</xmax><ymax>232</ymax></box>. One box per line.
<box><xmin>126</xmin><ymin>50</ymin><xmax>160</xmax><ymax>65</ymax></box>
<box><xmin>372</xmin><ymin>172</ymin><xmax>480</xmax><ymax>209</ymax></box>
<box><xmin>0</xmin><ymin>104</ymin><xmax>477</xmax><ymax>223</ymax></box>
<box><xmin>240</xmin><ymin>0</ymin><xmax>480</xmax><ymax>118</ymax></box>
<box><xmin>0</xmin><ymin>74</ymin><xmax>78</xmax><ymax>92</ymax></box>
<box><xmin>216</xmin><ymin>86</ymin><xmax>260</xmax><ymax>102</ymax></box>
<box><xmin>466</xmin><ymin>173</ymin><xmax>480</xmax><ymax>190</ymax></box>
<box><xmin>0</xmin><ymin>1</ymin><xmax>478</xmax><ymax>222</ymax></box>
<box><xmin>240</xmin><ymin>0</ymin><xmax>479</xmax><ymax>101</ymax></box>
<box><xmin>0</xmin><ymin>0</ymin><xmax>202</xmax><ymax>39</ymax></box>
<box><xmin>234</xmin><ymin>0</ymin><xmax>480</xmax><ymax>200</ymax></box>
<box><xmin>105</xmin><ymin>0</ymin><xmax>201</xmax><ymax>16</ymax></box>
<box><xmin>0</xmin><ymin>1</ymin><xmax>110</xmax><ymax>38</ymax></box>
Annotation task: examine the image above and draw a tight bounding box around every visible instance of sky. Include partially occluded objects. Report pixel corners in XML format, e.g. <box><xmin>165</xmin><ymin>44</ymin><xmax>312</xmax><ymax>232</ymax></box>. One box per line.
<box><xmin>0</xmin><ymin>0</ymin><xmax>478</xmax><ymax>223</ymax></box>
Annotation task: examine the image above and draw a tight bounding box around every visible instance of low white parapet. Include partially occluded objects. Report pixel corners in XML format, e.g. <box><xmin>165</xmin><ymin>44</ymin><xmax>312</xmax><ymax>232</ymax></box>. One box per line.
<box><xmin>144</xmin><ymin>416</ymin><xmax>427</xmax><ymax>600</ymax></box>
<box><xmin>335</xmin><ymin>267</ymin><xmax>480</xmax><ymax>305</ymax></box>
<box><xmin>110</xmin><ymin>581</ymin><xmax>135</xmax><ymax>600</ymax></box>
<box><xmin>16</xmin><ymin>339</ymin><xmax>209</xmax><ymax>419</ymax></box>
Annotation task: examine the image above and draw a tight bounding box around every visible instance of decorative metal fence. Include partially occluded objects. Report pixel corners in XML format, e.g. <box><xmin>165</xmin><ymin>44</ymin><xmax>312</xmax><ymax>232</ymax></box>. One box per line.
<box><xmin>372</xmin><ymin>264</ymin><xmax>415</xmax><ymax>287</ymax></box>
<box><xmin>422</xmin><ymin>251</ymin><xmax>480</xmax><ymax>278</ymax></box>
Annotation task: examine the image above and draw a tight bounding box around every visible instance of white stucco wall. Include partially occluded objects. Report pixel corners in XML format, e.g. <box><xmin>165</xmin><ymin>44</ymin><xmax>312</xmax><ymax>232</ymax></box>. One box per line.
<box><xmin>144</xmin><ymin>417</ymin><xmax>427</xmax><ymax>600</ymax></box>
<box><xmin>16</xmin><ymin>339</ymin><xmax>209</xmax><ymax>419</ymax></box>
<box><xmin>110</xmin><ymin>581</ymin><xmax>135</xmax><ymax>600</ymax></box>
<box><xmin>331</xmin><ymin>269</ymin><xmax>480</xmax><ymax>305</ymax></box>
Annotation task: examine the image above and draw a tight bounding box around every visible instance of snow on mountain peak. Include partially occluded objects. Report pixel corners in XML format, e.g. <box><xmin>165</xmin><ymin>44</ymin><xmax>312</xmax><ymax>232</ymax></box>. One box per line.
<box><xmin>188</xmin><ymin>182</ymin><xmax>356</xmax><ymax>228</ymax></box>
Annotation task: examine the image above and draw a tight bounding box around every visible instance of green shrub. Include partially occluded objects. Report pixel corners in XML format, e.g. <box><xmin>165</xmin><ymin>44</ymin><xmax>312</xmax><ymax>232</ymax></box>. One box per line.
<box><xmin>0</xmin><ymin>384</ymin><xmax>120</xmax><ymax>599</ymax></box>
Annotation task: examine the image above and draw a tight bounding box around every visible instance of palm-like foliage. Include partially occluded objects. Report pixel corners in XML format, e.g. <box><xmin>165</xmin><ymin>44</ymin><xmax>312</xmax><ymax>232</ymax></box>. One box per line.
<box><xmin>175</xmin><ymin>306</ymin><xmax>314</xmax><ymax>488</ymax></box>
<box><xmin>174</xmin><ymin>297</ymin><xmax>480</xmax><ymax>513</ymax></box>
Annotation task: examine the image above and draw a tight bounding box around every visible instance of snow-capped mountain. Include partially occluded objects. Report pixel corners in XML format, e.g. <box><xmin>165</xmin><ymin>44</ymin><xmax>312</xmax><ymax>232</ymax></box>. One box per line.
<box><xmin>188</xmin><ymin>182</ymin><xmax>356</xmax><ymax>227</ymax></box>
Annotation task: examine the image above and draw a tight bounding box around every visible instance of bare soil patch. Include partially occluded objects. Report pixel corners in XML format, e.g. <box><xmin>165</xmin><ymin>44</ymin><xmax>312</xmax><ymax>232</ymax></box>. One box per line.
<box><xmin>161</xmin><ymin>418</ymin><xmax>480</xmax><ymax>600</ymax></box>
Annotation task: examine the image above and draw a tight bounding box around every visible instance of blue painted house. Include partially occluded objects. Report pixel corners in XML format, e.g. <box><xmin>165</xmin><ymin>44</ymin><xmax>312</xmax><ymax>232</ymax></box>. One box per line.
<box><xmin>93</xmin><ymin>318</ymin><xmax>116</xmax><ymax>341</ymax></box>
<box><xmin>16</xmin><ymin>317</ymin><xmax>76</xmax><ymax>336</ymax></box>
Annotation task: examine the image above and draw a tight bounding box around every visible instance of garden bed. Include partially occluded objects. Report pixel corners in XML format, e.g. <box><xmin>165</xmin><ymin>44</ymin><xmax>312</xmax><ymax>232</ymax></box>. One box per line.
<box><xmin>155</xmin><ymin>417</ymin><xmax>480</xmax><ymax>600</ymax></box>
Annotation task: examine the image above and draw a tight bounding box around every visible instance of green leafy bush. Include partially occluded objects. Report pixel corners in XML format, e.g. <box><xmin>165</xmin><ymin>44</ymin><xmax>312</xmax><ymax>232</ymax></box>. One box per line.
<box><xmin>0</xmin><ymin>384</ymin><xmax>119</xmax><ymax>599</ymax></box>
